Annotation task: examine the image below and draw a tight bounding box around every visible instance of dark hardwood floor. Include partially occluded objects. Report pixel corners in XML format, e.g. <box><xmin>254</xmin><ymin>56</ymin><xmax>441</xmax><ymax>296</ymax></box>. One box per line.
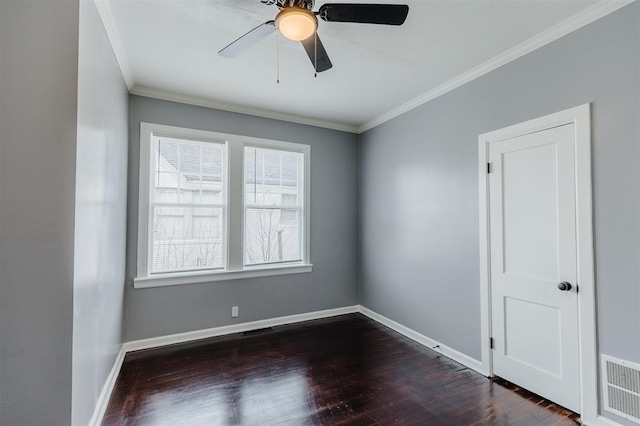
<box><xmin>103</xmin><ymin>314</ymin><xmax>580</xmax><ymax>425</ymax></box>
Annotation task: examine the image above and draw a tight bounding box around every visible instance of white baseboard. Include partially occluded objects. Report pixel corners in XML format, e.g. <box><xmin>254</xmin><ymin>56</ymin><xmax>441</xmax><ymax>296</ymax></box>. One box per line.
<box><xmin>88</xmin><ymin>346</ymin><xmax>126</xmax><ymax>426</ymax></box>
<box><xmin>584</xmin><ymin>416</ymin><xmax>623</xmax><ymax>426</ymax></box>
<box><xmin>123</xmin><ymin>305</ymin><xmax>359</xmax><ymax>353</ymax></box>
<box><xmin>357</xmin><ymin>306</ymin><xmax>487</xmax><ymax>375</ymax></box>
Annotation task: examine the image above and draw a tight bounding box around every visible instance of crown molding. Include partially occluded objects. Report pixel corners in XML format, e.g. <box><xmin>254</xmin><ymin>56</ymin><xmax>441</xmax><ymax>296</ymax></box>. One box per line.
<box><xmin>357</xmin><ymin>0</ymin><xmax>636</xmax><ymax>133</ymax></box>
<box><xmin>130</xmin><ymin>86</ymin><xmax>360</xmax><ymax>133</ymax></box>
<box><xmin>93</xmin><ymin>0</ymin><xmax>633</xmax><ymax>134</ymax></box>
<box><xmin>93</xmin><ymin>0</ymin><xmax>135</xmax><ymax>90</ymax></box>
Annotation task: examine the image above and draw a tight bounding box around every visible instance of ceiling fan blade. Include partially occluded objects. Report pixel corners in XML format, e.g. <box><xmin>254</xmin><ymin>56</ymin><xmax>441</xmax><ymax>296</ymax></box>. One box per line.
<box><xmin>318</xmin><ymin>3</ymin><xmax>409</xmax><ymax>25</ymax></box>
<box><xmin>219</xmin><ymin>21</ymin><xmax>276</xmax><ymax>58</ymax></box>
<box><xmin>301</xmin><ymin>33</ymin><xmax>333</xmax><ymax>73</ymax></box>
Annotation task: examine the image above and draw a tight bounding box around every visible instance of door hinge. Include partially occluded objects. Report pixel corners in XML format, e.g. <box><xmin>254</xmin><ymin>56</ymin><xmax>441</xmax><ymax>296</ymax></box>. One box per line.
<box><xmin>490</xmin><ymin>337</ymin><xmax>494</xmax><ymax>349</ymax></box>
<box><xmin>487</xmin><ymin>163</ymin><xmax>493</xmax><ymax>174</ymax></box>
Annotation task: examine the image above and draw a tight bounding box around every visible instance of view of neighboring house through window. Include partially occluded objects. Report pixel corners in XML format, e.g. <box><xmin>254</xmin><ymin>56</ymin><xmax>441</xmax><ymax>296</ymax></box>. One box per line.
<box><xmin>244</xmin><ymin>147</ymin><xmax>304</xmax><ymax>266</ymax></box>
<box><xmin>136</xmin><ymin>122</ymin><xmax>311</xmax><ymax>286</ymax></box>
<box><xmin>151</xmin><ymin>136</ymin><xmax>226</xmax><ymax>273</ymax></box>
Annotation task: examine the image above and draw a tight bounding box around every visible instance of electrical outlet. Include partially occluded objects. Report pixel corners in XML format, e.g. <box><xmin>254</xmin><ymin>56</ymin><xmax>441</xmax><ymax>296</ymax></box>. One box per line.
<box><xmin>232</xmin><ymin>306</ymin><xmax>239</xmax><ymax>317</ymax></box>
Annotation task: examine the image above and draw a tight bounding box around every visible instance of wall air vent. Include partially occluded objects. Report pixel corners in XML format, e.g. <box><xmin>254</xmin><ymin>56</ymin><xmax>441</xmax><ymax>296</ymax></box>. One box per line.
<box><xmin>602</xmin><ymin>354</ymin><xmax>640</xmax><ymax>424</ymax></box>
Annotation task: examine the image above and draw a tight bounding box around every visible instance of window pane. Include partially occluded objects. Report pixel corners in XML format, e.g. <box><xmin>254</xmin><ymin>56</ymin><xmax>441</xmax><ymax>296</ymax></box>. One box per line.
<box><xmin>153</xmin><ymin>137</ymin><xmax>225</xmax><ymax>206</ymax></box>
<box><xmin>244</xmin><ymin>208</ymin><xmax>301</xmax><ymax>265</ymax></box>
<box><xmin>244</xmin><ymin>147</ymin><xmax>303</xmax><ymax>207</ymax></box>
<box><xmin>202</xmin><ymin>145</ymin><xmax>223</xmax><ymax>176</ymax></box>
<box><xmin>156</xmin><ymin>172</ymin><xmax>179</xmax><ymax>189</ymax></box>
<box><xmin>194</xmin><ymin>189</ymin><xmax>222</xmax><ymax>205</ymax></box>
<box><xmin>155</xmin><ymin>187</ymin><xmax>178</xmax><ymax>204</ymax></box>
<box><xmin>152</xmin><ymin>206</ymin><xmax>225</xmax><ymax>273</ymax></box>
<box><xmin>158</xmin><ymin>140</ymin><xmax>178</xmax><ymax>167</ymax></box>
<box><xmin>281</xmin><ymin>194</ymin><xmax>297</xmax><ymax>222</ymax></box>
<box><xmin>150</xmin><ymin>136</ymin><xmax>226</xmax><ymax>275</ymax></box>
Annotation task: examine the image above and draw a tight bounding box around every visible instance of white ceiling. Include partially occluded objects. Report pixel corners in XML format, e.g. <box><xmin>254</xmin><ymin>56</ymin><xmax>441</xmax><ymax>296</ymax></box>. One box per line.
<box><xmin>100</xmin><ymin>0</ymin><xmax>621</xmax><ymax>132</ymax></box>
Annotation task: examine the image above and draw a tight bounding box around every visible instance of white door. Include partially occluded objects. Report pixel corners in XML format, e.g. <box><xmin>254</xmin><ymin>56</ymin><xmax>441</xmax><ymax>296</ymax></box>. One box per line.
<box><xmin>489</xmin><ymin>123</ymin><xmax>580</xmax><ymax>412</ymax></box>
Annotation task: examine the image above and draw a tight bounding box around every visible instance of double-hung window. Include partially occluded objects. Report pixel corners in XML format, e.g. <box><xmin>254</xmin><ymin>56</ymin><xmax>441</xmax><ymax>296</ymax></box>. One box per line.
<box><xmin>149</xmin><ymin>136</ymin><xmax>226</xmax><ymax>274</ymax></box>
<box><xmin>244</xmin><ymin>146</ymin><xmax>304</xmax><ymax>266</ymax></box>
<box><xmin>135</xmin><ymin>123</ymin><xmax>311</xmax><ymax>288</ymax></box>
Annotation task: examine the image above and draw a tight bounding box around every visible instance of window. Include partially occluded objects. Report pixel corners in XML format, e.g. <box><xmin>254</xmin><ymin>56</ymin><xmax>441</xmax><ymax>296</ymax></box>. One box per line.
<box><xmin>150</xmin><ymin>137</ymin><xmax>226</xmax><ymax>274</ymax></box>
<box><xmin>244</xmin><ymin>147</ymin><xmax>303</xmax><ymax>266</ymax></box>
<box><xmin>136</xmin><ymin>123</ymin><xmax>311</xmax><ymax>288</ymax></box>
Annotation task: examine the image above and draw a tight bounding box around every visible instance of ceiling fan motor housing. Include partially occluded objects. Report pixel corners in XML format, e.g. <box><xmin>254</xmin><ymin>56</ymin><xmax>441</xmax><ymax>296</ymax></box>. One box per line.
<box><xmin>267</xmin><ymin>0</ymin><xmax>314</xmax><ymax>10</ymax></box>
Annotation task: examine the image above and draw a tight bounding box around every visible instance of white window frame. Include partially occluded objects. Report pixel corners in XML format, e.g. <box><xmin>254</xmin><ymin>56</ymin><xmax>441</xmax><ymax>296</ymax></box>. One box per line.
<box><xmin>135</xmin><ymin>122</ymin><xmax>312</xmax><ymax>289</ymax></box>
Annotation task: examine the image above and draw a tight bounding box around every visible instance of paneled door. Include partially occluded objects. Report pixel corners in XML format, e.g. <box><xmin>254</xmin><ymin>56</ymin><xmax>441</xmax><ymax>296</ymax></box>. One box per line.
<box><xmin>488</xmin><ymin>123</ymin><xmax>580</xmax><ymax>412</ymax></box>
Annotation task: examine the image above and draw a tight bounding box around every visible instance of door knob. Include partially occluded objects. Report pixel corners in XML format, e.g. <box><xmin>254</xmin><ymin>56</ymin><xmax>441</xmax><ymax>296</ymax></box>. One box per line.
<box><xmin>558</xmin><ymin>281</ymin><xmax>572</xmax><ymax>291</ymax></box>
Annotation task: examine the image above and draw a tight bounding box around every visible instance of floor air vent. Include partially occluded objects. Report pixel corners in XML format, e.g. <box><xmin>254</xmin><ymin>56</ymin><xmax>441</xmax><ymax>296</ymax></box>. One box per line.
<box><xmin>241</xmin><ymin>327</ymin><xmax>274</xmax><ymax>336</ymax></box>
<box><xmin>603</xmin><ymin>355</ymin><xmax>640</xmax><ymax>423</ymax></box>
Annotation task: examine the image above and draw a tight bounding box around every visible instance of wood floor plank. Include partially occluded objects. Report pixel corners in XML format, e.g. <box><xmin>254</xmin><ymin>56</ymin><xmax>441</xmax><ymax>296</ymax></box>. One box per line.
<box><xmin>103</xmin><ymin>314</ymin><xmax>581</xmax><ymax>425</ymax></box>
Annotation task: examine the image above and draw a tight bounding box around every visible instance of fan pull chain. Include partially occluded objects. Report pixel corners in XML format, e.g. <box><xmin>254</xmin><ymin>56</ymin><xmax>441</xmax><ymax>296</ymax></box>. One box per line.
<box><xmin>276</xmin><ymin>32</ymin><xmax>280</xmax><ymax>84</ymax></box>
<box><xmin>314</xmin><ymin>32</ymin><xmax>317</xmax><ymax>78</ymax></box>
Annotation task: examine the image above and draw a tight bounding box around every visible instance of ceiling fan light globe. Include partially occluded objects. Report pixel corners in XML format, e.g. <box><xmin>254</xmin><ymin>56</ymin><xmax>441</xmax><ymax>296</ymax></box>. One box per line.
<box><xmin>276</xmin><ymin>7</ymin><xmax>317</xmax><ymax>41</ymax></box>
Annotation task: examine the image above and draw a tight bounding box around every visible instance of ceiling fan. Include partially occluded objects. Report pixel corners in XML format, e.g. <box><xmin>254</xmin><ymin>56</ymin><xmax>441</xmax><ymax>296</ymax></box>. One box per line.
<box><xmin>219</xmin><ymin>1</ymin><xmax>409</xmax><ymax>73</ymax></box>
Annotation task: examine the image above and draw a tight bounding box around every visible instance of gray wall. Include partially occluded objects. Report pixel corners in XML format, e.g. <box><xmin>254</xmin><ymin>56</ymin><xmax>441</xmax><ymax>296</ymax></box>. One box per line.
<box><xmin>0</xmin><ymin>0</ymin><xmax>79</xmax><ymax>424</ymax></box>
<box><xmin>124</xmin><ymin>96</ymin><xmax>359</xmax><ymax>341</ymax></box>
<box><xmin>359</xmin><ymin>3</ymin><xmax>639</xmax><ymax>423</ymax></box>
<box><xmin>71</xmin><ymin>0</ymin><xmax>129</xmax><ymax>424</ymax></box>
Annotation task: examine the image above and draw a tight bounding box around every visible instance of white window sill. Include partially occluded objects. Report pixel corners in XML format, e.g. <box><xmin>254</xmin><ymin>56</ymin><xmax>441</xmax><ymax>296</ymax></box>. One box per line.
<box><xmin>134</xmin><ymin>263</ymin><xmax>313</xmax><ymax>289</ymax></box>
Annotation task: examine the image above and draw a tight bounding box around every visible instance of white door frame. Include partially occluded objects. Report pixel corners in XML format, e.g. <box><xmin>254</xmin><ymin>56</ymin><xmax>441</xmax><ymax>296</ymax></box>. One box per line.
<box><xmin>478</xmin><ymin>104</ymin><xmax>597</xmax><ymax>422</ymax></box>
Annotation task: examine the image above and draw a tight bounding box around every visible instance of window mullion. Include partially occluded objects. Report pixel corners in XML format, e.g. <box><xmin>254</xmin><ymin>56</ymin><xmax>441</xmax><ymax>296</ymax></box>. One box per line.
<box><xmin>227</xmin><ymin>141</ymin><xmax>244</xmax><ymax>271</ymax></box>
